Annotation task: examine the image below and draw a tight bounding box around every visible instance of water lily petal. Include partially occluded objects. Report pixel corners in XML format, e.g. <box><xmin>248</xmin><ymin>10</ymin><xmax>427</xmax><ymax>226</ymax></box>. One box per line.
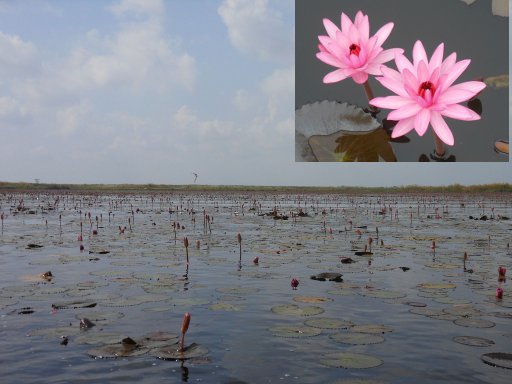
<box><xmin>429</xmin><ymin>43</ymin><xmax>444</xmax><ymax>74</ymax></box>
<box><xmin>439</xmin><ymin>59</ymin><xmax>471</xmax><ymax>90</ymax></box>
<box><xmin>374</xmin><ymin>22</ymin><xmax>394</xmax><ymax>47</ymax></box>
<box><xmin>334</xmin><ymin>30</ymin><xmax>350</xmax><ymax>54</ymax></box>
<box><xmin>380</xmin><ymin>66</ymin><xmax>402</xmax><ymax>82</ymax></box>
<box><xmin>437</xmin><ymin>86</ymin><xmax>477</xmax><ymax>105</ymax></box>
<box><xmin>316</xmin><ymin>52</ymin><xmax>345</xmax><ymax>68</ymax></box>
<box><xmin>441</xmin><ymin>104</ymin><xmax>480</xmax><ymax>121</ymax></box>
<box><xmin>414</xmin><ymin>108</ymin><xmax>431</xmax><ymax>136</ymax></box>
<box><xmin>372</xmin><ymin>48</ymin><xmax>403</xmax><ymax>65</ymax></box>
<box><xmin>351</xmin><ymin>71</ymin><xmax>368</xmax><ymax>84</ymax></box>
<box><xmin>388</xmin><ymin>103</ymin><xmax>423</xmax><ymax>120</ymax></box>
<box><xmin>323</xmin><ymin>69</ymin><xmax>349</xmax><ymax>83</ymax></box>
<box><xmin>340</xmin><ymin>12</ymin><xmax>354</xmax><ymax>33</ymax></box>
<box><xmin>323</xmin><ymin>18</ymin><xmax>340</xmax><ymax>39</ymax></box>
<box><xmin>391</xmin><ymin>117</ymin><xmax>415</xmax><ymax>137</ymax></box>
<box><xmin>376</xmin><ymin>76</ymin><xmax>409</xmax><ymax>98</ymax></box>
<box><xmin>357</xmin><ymin>14</ymin><xmax>370</xmax><ymax>44</ymax></box>
<box><xmin>441</xmin><ymin>52</ymin><xmax>457</xmax><ymax>74</ymax></box>
<box><xmin>412</xmin><ymin>40</ymin><xmax>428</xmax><ymax>68</ymax></box>
<box><xmin>395</xmin><ymin>53</ymin><xmax>415</xmax><ymax>75</ymax></box>
<box><xmin>403</xmin><ymin>68</ymin><xmax>419</xmax><ymax>90</ymax></box>
<box><xmin>370</xmin><ymin>96</ymin><xmax>416</xmax><ymax>109</ymax></box>
<box><xmin>430</xmin><ymin>111</ymin><xmax>454</xmax><ymax>145</ymax></box>
<box><xmin>450</xmin><ymin>81</ymin><xmax>486</xmax><ymax>95</ymax></box>
<box><xmin>417</xmin><ymin>61</ymin><xmax>429</xmax><ymax>83</ymax></box>
<box><xmin>318</xmin><ymin>43</ymin><xmax>328</xmax><ymax>53</ymax></box>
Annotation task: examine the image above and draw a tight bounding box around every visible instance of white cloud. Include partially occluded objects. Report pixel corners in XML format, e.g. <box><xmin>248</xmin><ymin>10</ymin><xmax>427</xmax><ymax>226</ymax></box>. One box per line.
<box><xmin>218</xmin><ymin>0</ymin><xmax>293</xmax><ymax>63</ymax></box>
<box><xmin>109</xmin><ymin>0</ymin><xmax>164</xmax><ymax>19</ymax></box>
<box><xmin>0</xmin><ymin>31</ymin><xmax>38</xmax><ymax>76</ymax></box>
<box><xmin>55</xmin><ymin>101</ymin><xmax>91</xmax><ymax>136</ymax></box>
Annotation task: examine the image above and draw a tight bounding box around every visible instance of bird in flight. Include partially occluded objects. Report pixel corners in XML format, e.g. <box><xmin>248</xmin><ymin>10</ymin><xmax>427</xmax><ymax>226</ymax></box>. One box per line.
<box><xmin>192</xmin><ymin>173</ymin><xmax>198</xmax><ymax>183</ymax></box>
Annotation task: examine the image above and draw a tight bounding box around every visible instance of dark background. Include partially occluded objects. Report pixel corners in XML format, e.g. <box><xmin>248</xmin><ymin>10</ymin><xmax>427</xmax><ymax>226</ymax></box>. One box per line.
<box><xmin>295</xmin><ymin>0</ymin><xmax>509</xmax><ymax>161</ymax></box>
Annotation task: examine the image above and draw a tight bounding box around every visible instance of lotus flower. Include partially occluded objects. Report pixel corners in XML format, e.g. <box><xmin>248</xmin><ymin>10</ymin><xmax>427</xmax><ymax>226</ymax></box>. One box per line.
<box><xmin>370</xmin><ymin>40</ymin><xmax>486</xmax><ymax>146</ymax></box>
<box><xmin>316</xmin><ymin>11</ymin><xmax>403</xmax><ymax>85</ymax></box>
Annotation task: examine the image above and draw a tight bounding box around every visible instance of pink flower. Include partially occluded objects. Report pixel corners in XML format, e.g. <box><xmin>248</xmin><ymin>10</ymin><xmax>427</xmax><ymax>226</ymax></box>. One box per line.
<box><xmin>370</xmin><ymin>41</ymin><xmax>486</xmax><ymax>145</ymax></box>
<box><xmin>316</xmin><ymin>11</ymin><xmax>403</xmax><ymax>84</ymax></box>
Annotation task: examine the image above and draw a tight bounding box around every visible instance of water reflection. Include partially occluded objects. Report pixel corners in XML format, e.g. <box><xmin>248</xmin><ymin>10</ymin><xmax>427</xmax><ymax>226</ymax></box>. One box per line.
<box><xmin>309</xmin><ymin>127</ymin><xmax>397</xmax><ymax>162</ymax></box>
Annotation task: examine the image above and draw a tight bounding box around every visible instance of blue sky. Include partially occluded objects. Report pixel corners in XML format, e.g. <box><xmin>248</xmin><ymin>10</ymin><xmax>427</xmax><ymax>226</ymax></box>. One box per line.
<box><xmin>0</xmin><ymin>0</ymin><xmax>509</xmax><ymax>186</ymax></box>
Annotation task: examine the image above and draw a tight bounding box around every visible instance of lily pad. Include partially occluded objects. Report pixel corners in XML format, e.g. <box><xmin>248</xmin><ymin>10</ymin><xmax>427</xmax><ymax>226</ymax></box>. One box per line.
<box><xmin>304</xmin><ymin>317</ymin><xmax>354</xmax><ymax>329</ymax></box>
<box><xmin>269</xmin><ymin>325</ymin><xmax>322</xmax><ymax>338</ymax></box>
<box><xmin>330</xmin><ymin>332</ymin><xmax>385</xmax><ymax>345</ymax></box>
<box><xmin>351</xmin><ymin>324</ymin><xmax>393</xmax><ymax>334</ymax></box>
<box><xmin>293</xmin><ymin>296</ymin><xmax>333</xmax><ymax>304</ymax></box>
<box><xmin>310</xmin><ymin>272</ymin><xmax>343</xmax><ymax>282</ymax></box>
<box><xmin>481</xmin><ymin>353</ymin><xmax>512</xmax><ymax>369</ymax></box>
<box><xmin>453</xmin><ymin>336</ymin><xmax>495</xmax><ymax>347</ymax></box>
<box><xmin>271</xmin><ymin>304</ymin><xmax>324</xmax><ymax>317</ymax></box>
<box><xmin>52</xmin><ymin>300</ymin><xmax>97</xmax><ymax>309</ymax></box>
<box><xmin>453</xmin><ymin>318</ymin><xmax>495</xmax><ymax>328</ymax></box>
<box><xmin>150</xmin><ymin>342</ymin><xmax>208</xmax><ymax>361</ymax></box>
<box><xmin>88</xmin><ymin>343</ymin><xmax>148</xmax><ymax>358</ymax></box>
<box><xmin>360</xmin><ymin>290</ymin><xmax>406</xmax><ymax>299</ymax></box>
<box><xmin>418</xmin><ymin>283</ymin><xmax>456</xmax><ymax>290</ymax></box>
<box><xmin>209</xmin><ymin>302</ymin><xmax>241</xmax><ymax>311</ymax></box>
<box><xmin>320</xmin><ymin>352</ymin><xmax>383</xmax><ymax>369</ymax></box>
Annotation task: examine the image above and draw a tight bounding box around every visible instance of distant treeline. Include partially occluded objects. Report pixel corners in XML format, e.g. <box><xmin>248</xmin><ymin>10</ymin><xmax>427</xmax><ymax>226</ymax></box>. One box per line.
<box><xmin>0</xmin><ymin>181</ymin><xmax>511</xmax><ymax>194</ymax></box>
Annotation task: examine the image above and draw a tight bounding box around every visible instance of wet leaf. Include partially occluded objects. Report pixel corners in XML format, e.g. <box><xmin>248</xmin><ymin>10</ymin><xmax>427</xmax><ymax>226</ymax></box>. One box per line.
<box><xmin>481</xmin><ymin>353</ymin><xmax>512</xmax><ymax>369</ymax></box>
<box><xmin>269</xmin><ymin>325</ymin><xmax>322</xmax><ymax>338</ymax></box>
<box><xmin>320</xmin><ymin>352</ymin><xmax>383</xmax><ymax>369</ymax></box>
<box><xmin>453</xmin><ymin>336</ymin><xmax>495</xmax><ymax>347</ymax></box>
<box><xmin>271</xmin><ymin>304</ymin><xmax>324</xmax><ymax>317</ymax></box>
<box><xmin>304</xmin><ymin>317</ymin><xmax>354</xmax><ymax>329</ymax></box>
<box><xmin>150</xmin><ymin>342</ymin><xmax>208</xmax><ymax>361</ymax></box>
<box><xmin>330</xmin><ymin>332</ymin><xmax>385</xmax><ymax>345</ymax></box>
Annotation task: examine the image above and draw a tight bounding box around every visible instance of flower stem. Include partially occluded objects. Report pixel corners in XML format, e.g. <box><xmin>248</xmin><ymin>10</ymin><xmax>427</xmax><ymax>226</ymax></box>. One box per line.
<box><xmin>433</xmin><ymin>132</ymin><xmax>445</xmax><ymax>157</ymax></box>
<box><xmin>363</xmin><ymin>81</ymin><xmax>379</xmax><ymax>113</ymax></box>
<box><xmin>363</xmin><ymin>81</ymin><xmax>375</xmax><ymax>102</ymax></box>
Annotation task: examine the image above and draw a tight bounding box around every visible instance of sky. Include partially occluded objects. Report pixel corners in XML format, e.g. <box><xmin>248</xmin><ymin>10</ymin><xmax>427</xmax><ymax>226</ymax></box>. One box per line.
<box><xmin>0</xmin><ymin>0</ymin><xmax>510</xmax><ymax>187</ymax></box>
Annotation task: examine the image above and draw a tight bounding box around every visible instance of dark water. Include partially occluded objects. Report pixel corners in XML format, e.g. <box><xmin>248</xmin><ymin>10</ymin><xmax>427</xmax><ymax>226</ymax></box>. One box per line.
<box><xmin>1</xmin><ymin>191</ymin><xmax>511</xmax><ymax>383</ymax></box>
<box><xmin>295</xmin><ymin>0</ymin><xmax>509</xmax><ymax>162</ymax></box>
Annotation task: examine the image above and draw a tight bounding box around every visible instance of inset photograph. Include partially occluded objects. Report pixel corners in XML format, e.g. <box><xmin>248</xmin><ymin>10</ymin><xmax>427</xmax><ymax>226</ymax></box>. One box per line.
<box><xmin>295</xmin><ymin>0</ymin><xmax>509</xmax><ymax>162</ymax></box>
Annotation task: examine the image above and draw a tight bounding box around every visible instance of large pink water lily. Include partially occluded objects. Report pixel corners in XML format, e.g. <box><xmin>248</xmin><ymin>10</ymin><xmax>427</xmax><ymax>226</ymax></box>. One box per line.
<box><xmin>370</xmin><ymin>40</ymin><xmax>486</xmax><ymax>145</ymax></box>
<box><xmin>316</xmin><ymin>11</ymin><xmax>403</xmax><ymax>84</ymax></box>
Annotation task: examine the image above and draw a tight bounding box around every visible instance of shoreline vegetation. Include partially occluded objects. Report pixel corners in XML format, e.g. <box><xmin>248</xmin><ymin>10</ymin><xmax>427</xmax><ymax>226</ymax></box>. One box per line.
<box><xmin>0</xmin><ymin>181</ymin><xmax>511</xmax><ymax>194</ymax></box>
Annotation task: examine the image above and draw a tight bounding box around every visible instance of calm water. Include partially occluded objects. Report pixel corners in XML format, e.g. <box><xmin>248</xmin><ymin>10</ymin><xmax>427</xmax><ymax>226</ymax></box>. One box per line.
<box><xmin>295</xmin><ymin>0</ymin><xmax>509</xmax><ymax>162</ymax></box>
<box><xmin>1</xmin><ymin>191</ymin><xmax>511</xmax><ymax>383</ymax></box>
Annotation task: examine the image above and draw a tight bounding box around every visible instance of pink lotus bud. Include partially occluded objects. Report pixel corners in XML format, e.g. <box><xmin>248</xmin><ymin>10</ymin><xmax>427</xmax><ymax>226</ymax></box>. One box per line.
<box><xmin>496</xmin><ymin>287</ymin><xmax>504</xmax><ymax>299</ymax></box>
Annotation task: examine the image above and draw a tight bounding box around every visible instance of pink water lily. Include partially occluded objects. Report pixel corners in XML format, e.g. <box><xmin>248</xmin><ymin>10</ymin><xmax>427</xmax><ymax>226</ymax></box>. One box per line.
<box><xmin>370</xmin><ymin>40</ymin><xmax>486</xmax><ymax>146</ymax></box>
<box><xmin>316</xmin><ymin>11</ymin><xmax>403</xmax><ymax>85</ymax></box>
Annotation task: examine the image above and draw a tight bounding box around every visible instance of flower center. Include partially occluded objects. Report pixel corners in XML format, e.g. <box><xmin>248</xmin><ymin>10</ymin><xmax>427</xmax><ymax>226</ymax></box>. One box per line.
<box><xmin>418</xmin><ymin>81</ymin><xmax>436</xmax><ymax>99</ymax></box>
<box><xmin>349</xmin><ymin>44</ymin><xmax>361</xmax><ymax>56</ymax></box>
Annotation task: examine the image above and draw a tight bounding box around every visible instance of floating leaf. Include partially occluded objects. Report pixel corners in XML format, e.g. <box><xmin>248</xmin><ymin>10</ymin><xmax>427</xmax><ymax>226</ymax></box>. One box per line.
<box><xmin>330</xmin><ymin>332</ymin><xmax>385</xmax><ymax>345</ymax></box>
<box><xmin>304</xmin><ymin>317</ymin><xmax>354</xmax><ymax>329</ymax></box>
<box><xmin>360</xmin><ymin>290</ymin><xmax>406</xmax><ymax>299</ymax></box>
<box><xmin>418</xmin><ymin>283</ymin><xmax>456</xmax><ymax>290</ymax></box>
<box><xmin>320</xmin><ymin>352</ymin><xmax>383</xmax><ymax>369</ymax></box>
<box><xmin>310</xmin><ymin>272</ymin><xmax>343</xmax><ymax>282</ymax></box>
<box><xmin>150</xmin><ymin>342</ymin><xmax>208</xmax><ymax>361</ymax></box>
<box><xmin>74</xmin><ymin>332</ymin><xmax>127</xmax><ymax>345</ymax></box>
<box><xmin>403</xmin><ymin>301</ymin><xmax>427</xmax><ymax>307</ymax></box>
<box><xmin>209</xmin><ymin>302</ymin><xmax>241</xmax><ymax>311</ymax></box>
<box><xmin>351</xmin><ymin>324</ymin><xmax>393</xmax><ymax>334</ymax></box>
<box><xmin>481</xmin><ymin>353</ymin><xmax>512</xmax><ymax>369</ymax></box>
<box><xmin>293</xmin><ymin>296</ymin><xmax>332</xmax><ymax>304</ymax></box>
<box><xmin>453</xmin><ymin>336</ymin><xmax>495</xmax><ymax>347</ymax></box>
<box><xmin>271</xmin><ymin>304</ymin><xmax>324</xmax><ymax>317</ymax></box>
<box><xmin>52</xmin><ymin>300</ymin><xmax>97</xmax><ymax>309</ymax></box>
<box><xmin>88</xmin><ymin>343</ymin><xmax>148</xmax><ymax>359</ymax></box>
<box><xmin>269</xmin><ymin>325</ymin><xmax>322</xmax><ymax>338</ymax></box>
<box><xmin>453</xmin><ymin>318</ymin><xmax>495</xmax><ymax>328</ymax></box>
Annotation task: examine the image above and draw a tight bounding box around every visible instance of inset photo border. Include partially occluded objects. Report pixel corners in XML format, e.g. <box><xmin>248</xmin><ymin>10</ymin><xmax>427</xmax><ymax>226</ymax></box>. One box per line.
<box><xmin>295</xmin><ymin>0</ymin><xmax>509</xmax><ymax>162</ymax></box>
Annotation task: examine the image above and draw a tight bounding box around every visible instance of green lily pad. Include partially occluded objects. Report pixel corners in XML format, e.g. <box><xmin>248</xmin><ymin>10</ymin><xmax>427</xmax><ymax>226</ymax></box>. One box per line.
<box><xmin>293</xmin><ymin>295</ymin><xmax>333</xmax><ymax>304</ymax></box>
<box><xmin>150</xmin><ymin>342</ymin><xmax>208</xmax><ymax>361</ymax></box>
<box><xmin>304</xmin><ymin>317</ymin><xmax>354</xmax><ymax>329</ymax></box>
<box><xmin>360</xmin><ymin>290</ymin><xmax>406</xmax><ymax>299</ymax></box>
<box><xmin>209</xmin><ymin>302</ymin><xmax>241</xmax><ymax>311</ymax></box>
<box><xmin>351</xmin><ymin>324</ymin><xmax>393</xmax><ymax>334</ymax></box>
<box><xmin>453</xmin><ymin>318</ymin><xmax>495</xmax><ymax>328</ymax></box>
<box><xmin>74</xmin><ymin>332</ymin><xmax>127</xmax><ymax>345</ymax></box>
<box><xmin>330</xmin><ymin>332</ymin><xmax>385</xmax><ymax>345</ymax></box>
<box><xmin>88</xmin><ymin>343</ymin><xmax>148</xmax><ymax>358</ymax></box>
<box><xmin>453</xmin><ymin>336</ymin><xmax>495</xmax><ymax>347</ymax></box>
<box><xmin>52</xmin><ymin>300</ymin><xmax>97</xmax><ymax>309</ymax></box>
<box><xmin>74</xmin><ymin>311</ymin><xmax>125</xmax><ymax>325</ymax></box>
<box><xmin>418</xmin><ymin>283</ymin><xmax>456</xmax><ymax>290</ymax></box>
<box><xmin>443</xmin><ymin>306</ymin><xmax>482</xmax><ymax>317</ymax></box>
<box><xmin>481</xmin><ymin>353</ymin><xmax>512</xmax><ymax>369</ymax></box>
<box><xmin>320</xmin><ymin>352</ymin><xmax>383</xmax><ymax>369</ymax></box>
<box><xmin>271</xmin><ymin>304</ymin><xmax>324</xmax><ymax>317</ymax></box>
<box><xmin>269</xmin><ymin>325</ymin><xmax>322</xmax><ymax>338</ymax></box>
